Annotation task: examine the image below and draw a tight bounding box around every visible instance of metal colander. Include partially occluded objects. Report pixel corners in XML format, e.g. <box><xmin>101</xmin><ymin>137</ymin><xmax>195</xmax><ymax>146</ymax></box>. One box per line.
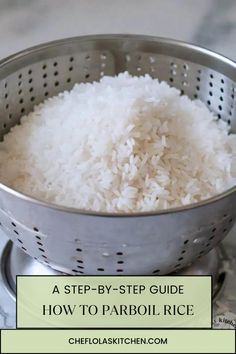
<box><xmin>0</xmin><ymin>34</ymin><xmax>235</xmax><ymax>275</ymax></box>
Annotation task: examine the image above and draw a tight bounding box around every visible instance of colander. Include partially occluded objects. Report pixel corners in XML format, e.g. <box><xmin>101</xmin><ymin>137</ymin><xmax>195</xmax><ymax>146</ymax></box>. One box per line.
<box><xmin>0</xmin><ymin>34</ymin><xmax>235</xmax><ymax>276</ymax></box>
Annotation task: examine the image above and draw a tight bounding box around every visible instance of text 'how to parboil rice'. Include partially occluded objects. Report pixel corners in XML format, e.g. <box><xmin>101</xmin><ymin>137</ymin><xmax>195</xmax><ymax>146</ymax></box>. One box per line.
<box><xmin>0</xmin><ymin>72</ymin><xmax>236</xmax><ymax>212</ymax></box>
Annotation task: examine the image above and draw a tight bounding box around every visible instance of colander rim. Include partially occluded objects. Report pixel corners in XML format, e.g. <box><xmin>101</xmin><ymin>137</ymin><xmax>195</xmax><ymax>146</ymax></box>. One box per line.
<box><xmin>0</xmin><ymin>33</ymin><xmax>236</xmax><ymax>217</ymax></box>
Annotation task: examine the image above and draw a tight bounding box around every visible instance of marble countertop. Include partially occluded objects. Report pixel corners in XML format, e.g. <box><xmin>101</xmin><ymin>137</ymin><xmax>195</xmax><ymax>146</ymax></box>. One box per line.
<box><xmin>0</xmin><ymin>0</ymin><xmax>236</xmax><ymax>329</ymax></box>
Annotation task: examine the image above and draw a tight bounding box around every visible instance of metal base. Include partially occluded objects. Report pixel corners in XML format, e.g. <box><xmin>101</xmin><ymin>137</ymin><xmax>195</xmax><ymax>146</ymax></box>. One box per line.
<box><xmin>1</xmin><ymin>241</ymin><xmax>227</xmax><ymax>300</ymax></box>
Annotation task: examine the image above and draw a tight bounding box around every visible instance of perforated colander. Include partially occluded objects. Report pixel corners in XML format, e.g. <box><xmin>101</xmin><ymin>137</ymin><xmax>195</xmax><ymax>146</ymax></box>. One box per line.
<box><xmin>0</xmin><ymin>35</ymin><xmax>236</xmax><ymax>275</ymax></box>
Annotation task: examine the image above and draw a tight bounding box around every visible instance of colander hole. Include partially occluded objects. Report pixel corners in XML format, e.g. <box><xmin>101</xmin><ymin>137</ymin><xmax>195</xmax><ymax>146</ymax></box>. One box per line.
<box><xmin>77</xmin><ymin>265</ymin><xmax>84</xmax><ymax>269</ymax></box>
<box><xmin>228</xmin><ymin>119</ymin><xmax>231</xmax><ymax>125</ymax></box>
<box><xmin>28</xmin><ymin>69</ymin><xmax>32</xmax><ymax>75</ymax></box>
<box><xmin>76</xmin><ymin>248</ymin><xmax>82</xmax><ymax>252</ymax></box>
<box><xmin>97</xmin><ymin>268</ymin><xmax>104</xmax><ymax>271</ymax></box>
<box><xmin>18</xmin><ymin>74</ymin><xmax>22</xmax><ymax>79</ymax></box>
<box><xmin>28</xmin><ymin>78</ymin><xmax>33</xmax><ymax>84</ymax></box>
<box><xmin>116</xmin><ymin>269</ymin><xmax>123</xmax><ymax>272</ymax></box>
<box><xmin>212</xmin><ymin>227</ymin><xmax>216</xmax><ymax>232</ymax></box>
<box><xmin>221</xmin><ymin>79</ymin><xmax>225</xmax><ymax>84</ymax></box>
<box><xmin>11</xmin><ymin>222</ymin><xmax>16</xmax><ymax>227</ymax></box>
<box><xmin>43</xmin><ymin>83</ymin><xmax>47</xmax><ymax>88</ymax></box>
<box><xmin>67</xmin><ymin>78</ymin><xmax>71</xmax><ymax>83</ymax></box>
<box><xmin>198</xmin><ymin>69</ymin><xmax>202</xmax><ymax>74</ymax></box>
<box><xmin>152</xmin><ymin>269</ymin><xmax>160</xmax><ymax>274</ymax></box>
<box><xmin>218</xmin><ymin>105</ymin><xmax>222</xmax><ymax>111</ymax></box>
<box><xmin>209</xmin><ymin>82</ymin><xmax>213</xmax><ymax>87</ymax></box>
<box><xmin>194</xmin><ymin>94</ymin><xmax>198</xmax><ymax>99</ymax></box>
<box><xmin>43</xmin><ymin>73</ymin><xmax>47</xmax><ymax>79</ymax></box>
<box><xmin>69</xmin><ymin>66</ymin><xmax>73</xmax><ymax>71</ymax></box>
<box><xmin>178</xmin><ymin>257</ymin><xmax>183</xmax><ymax>261</ymax></box>
<box><xmin>5</xmin><ymin>104</ymin><xmax>9</xmax><ymax>109</ymax></box>
<box><xmin>210</xmin><ymin>74</ymin><xmax>214</xmax><ymax>79</ymax></box>
<box><xmin>181</xmin><ymin>250</ymin><xmax>186</xmax><ymax>254</ymax></box>
<box><xmin>209</xmin><ymin>91</ymin><xmax>213</xmax><ymax>96</ymax></box>
<box><xmin>170</xmin><ymin>69</ymin><xmax>176</xmax><ymax>76</ymax></box>
<box><xmin>174</xmin><ymin>264</ymin><xmax>181</xmax><ymax>268</ymax></box>
<box><xmin>199</xmin><ymin>251</ymin><xmax>204</xmax><ymax>256</ymax></box>
<box><xmin>31</xmin><ymin>97</ymin><xmax>35</xmax><ymax>102</ymax></box>
<box><xmin>9</xmin><ymin>113</ymin><xmax>12</xmax><ymax>119</ymax></box>
<box><xmin>3</xmin><ymin>123</ymin><xmax>6</xmax><ymax>129</ymax></box>
<box><xmin>17</xmin><ymin>238</ymin><xmax>23</xmax><ymax>244</ymax></box>
<box><xmin>42</xmin><ymin>255</ymin><xmax>47</xmax><ymax>259</ymax></box>
<box><xmin>4</xmin><ymin>93</ymin><xmax>8</xmax><ymax>99</ymax></box>
<box><xmin>184</xmin><ymin>240</ymin><xmax>189</xmax><ymax>245</ymax></box>
<box><xmin>18</xmin><ymin>89</ymin><xmax>22</xmax><ymax>95</ymax></box>
<box><xmin>53</xmin><ymin>61</ymin><xmax>58</xmax><ymax>67</ymax></box>
<box><xmin>37</xmin><ymin>242</ymin><xmax>43</xmax><ymax>246</ymax></box>
<box><xmin>181</xmin><ymin>89</ymin><xmax>184</xmax><ymax>95</ymax></box>
<box><xmin>35</xmin><ymin>235</ymin><xmax>41</xmax><ymax>240</ymax></box>
<box><xmin>4</xmin><ymin>82</ymin><xmax>7</xmax><ymax>88</ymax></box>
<box><xmin>223</xmin><ymin>228</ymin><xmax>227</xmax><ymax>233</ymax></box>
<box><xmin>207</xmin><ymin>100</ymin><xmax>211</xmax><ymax>105</ymax></box>
<box><xmin>117</xmin><ymin>261</ymin><xmax>124</xmax><ymax>264</ymax></box>
<box><xmin>54</xmin><ymin>71</ymin><xmax>58</xmax><ymax>76</ymax></box>
<box><xmin>218</xmin><ymin>114</ymin><xmax>221</xmax><ymax>119</ymax></box>
<box><xmin>170</xmin><ymin>62</ymin><xmax>177</xmax><ymax>68</ymax></box>
<box><xmin>14</xmin><ymin>230</ymin><xmax>19</xmax><ymax>235</ymax></box>
<box><xmin>38</xmin><ymin>248</ymin><xmax>45</xmax><ymax>252</ymax></box>
<box><xmin>77</xmin><ymin>260</ymin><xmax>83</xmax><ymax>264</ymax></box>
<box><xmin>169</xmin><ymin>77</ymin><xmax>174</xmax><ymax>82</ymax></box>
<box><xmin>196</xmin><ymin>86</ymin><xmax>200</xmax><ymax>91</ymax></box>
<box><xmin>44</xmin><ymin>92</ymin><xmax>49</xmax><ymax>97</ymax></box>
<box><xmin>220</xmin><ymin>87</ymin><xmax>224</xmax><ymax>93</ymax></box>
<box><xmin>116</xmin><ymin>252</ymin><xmax>123</xmax><ymax>255</ymax></box>
<box><xmin>54</xmin><ymin>81</ymin><xmax>59</xmax><ymax>87</ymax></box>
<box><xmin>206</xmin><ymin>243</ymin><xmax>210</xmax><ymax>247</ymax></box>
<box><xmin>42</xmin><ymin>64</ymin><xmax>47</xmax><ymax>70</ymax></box>
<box><xmin>85</xmin><ymin>74</ymin><xmax>90</xmax><ymax>79</ymax></box>
<box><xmin>70</xmin><ymin>57</ymin><xmax>74</xmax><ymax>62</ymax></box>
<box><xmin>19</xmin><ymin>98</ymin><xmax>24</xmax><ymax>104</ymax></box>
<box><xmin>229</xmin><ymin>218</ymin><xmax>233</xmax><ymax>223</ymax></box>
<box><xmin>21</xmin><ymin>247</ymin><xmax>27</xmax><ymax>251</ymax></box>
<box><xmin>231</xmin><ymin>94</ymin><xmax>234</xmax><ymax>99</ymax></box>
<box><xmin>197</xmin><ymin>77</ymin><xmax>200</xmax><ymax>82</ymax></box>
<box><xmin>21</xmin><ymin>108</ymin><xmax>25</xmax><ymax>114</ymax></box>
<box><xmin>183</xmin><ymin>64</ymin><xmax>188</xmax><ymax>70</ymax></box>
<box><xmin>209</xmin><ymin>235</ymin><xmax>215</xmax><ymax>240</ymax></box>
<box><xmin>86</xmin><ymin>55</ymin><xmax>90</xmax><ymax>60</ymax></box>
<box><xmin>18</xmin><ymin>81</ymin><xmax>22</xmax><ymax>86</ymax></box>
<box><xmin>220</xmin><ymin>96</ymin><xmax>223</xmax><ymax>101</ymax></box>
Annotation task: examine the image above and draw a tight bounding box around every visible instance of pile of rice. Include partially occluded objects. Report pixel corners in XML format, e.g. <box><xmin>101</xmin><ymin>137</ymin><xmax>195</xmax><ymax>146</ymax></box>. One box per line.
<box><xmin>0</xmin><ymin>72</ymin><xmax>235</xmax><ymax>212</ymax></box>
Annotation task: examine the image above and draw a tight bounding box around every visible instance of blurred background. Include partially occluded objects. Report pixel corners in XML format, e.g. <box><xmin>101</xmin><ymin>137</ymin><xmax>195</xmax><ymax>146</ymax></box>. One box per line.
<box><xmin>0</xmin><ymin>0</ymin><xmax>236</xmax><ymax>60</ymax></box>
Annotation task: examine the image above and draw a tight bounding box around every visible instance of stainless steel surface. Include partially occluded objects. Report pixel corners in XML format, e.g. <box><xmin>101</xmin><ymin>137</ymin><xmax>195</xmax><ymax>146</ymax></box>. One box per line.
<box><xmin>1</xmin><ymin>241</ymin><xmax>61</xmax><ymax>300</ymax></box>
<box><xmin>0</xmin><ymin>240</ymin><xmax>227</xmax><ymax>300</ymax></box>
<box><xmin>0</xmin><ymin>35</ymin><xmax>236</xmax><ymax>275</ymax></box>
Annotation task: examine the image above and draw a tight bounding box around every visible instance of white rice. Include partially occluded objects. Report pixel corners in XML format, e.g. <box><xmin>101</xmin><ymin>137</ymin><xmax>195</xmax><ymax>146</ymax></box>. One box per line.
<box><xmin>0</xmin><ymin>72</ymin><xmax>236</xmax><ymax>212</ymax></box>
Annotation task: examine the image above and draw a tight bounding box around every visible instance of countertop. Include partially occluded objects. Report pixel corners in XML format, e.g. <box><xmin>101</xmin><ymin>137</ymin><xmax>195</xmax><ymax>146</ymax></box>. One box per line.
<box><xmin>0</xmin><ymin>0</ymin><xmax>236</xmax><ymax>329</ymax></box>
